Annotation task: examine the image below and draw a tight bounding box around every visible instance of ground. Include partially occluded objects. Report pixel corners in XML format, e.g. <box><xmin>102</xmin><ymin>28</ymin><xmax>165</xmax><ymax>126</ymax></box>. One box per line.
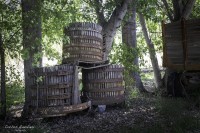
<box><xmin>1</xmin><ymin>95</ymin><xmax>200</xmax><ymax>133</ymax></box>
<box><xmin>1</xmin><ymin>72</ymin><xmax>200</xmax><ymax>133</ymax></box>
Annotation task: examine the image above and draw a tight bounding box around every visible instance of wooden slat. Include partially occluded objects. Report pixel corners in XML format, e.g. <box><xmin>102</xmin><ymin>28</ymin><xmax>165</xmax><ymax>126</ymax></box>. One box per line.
<box><xmin>47</xmin><ymin>93</ymin><xmax>71</xmax><ymax>99</ymax></box>
<box><xmin>86</xmin><ymin>78</ymin><xmax>123</xmax><ymax>83</ymax></box>
<box><xmin>34</xmin><ymin>101</ymin><xmax>91</xmax><ymax>117</ymax></box>
<box><xmin>31</xmin><ymin>83</ymin><xmax>73</xmax><ymax>89</ymax></box>
<box><xmin>84</xmin><ymin>87</ymin><xmax>125</xmax><ymax>92</ymax></box>
<box><xmin>72</xmin><ymin>66</ymin><xmax>80</xmax><ymax>105</ymax></box>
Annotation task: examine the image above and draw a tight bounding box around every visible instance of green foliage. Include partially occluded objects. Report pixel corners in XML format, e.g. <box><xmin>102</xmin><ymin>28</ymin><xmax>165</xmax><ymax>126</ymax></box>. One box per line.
<box><xmin>42</xmin><ymin>0</ymin><xmax>94</xmax><ymax>61</ymax></box>
<box><xmin>0</xmin><ymin>1</ymin><xmax>22</xmax><ymax>58</ymax></box>
<box><xmin>110</xmin><ymin>43</ymin><xmax>139</xmax><ymax>71</ymax></box>
<box><xmin>6</xmin><ymin>81</ymin><xmax>24</xmax><ymax>108</ymax></box>
<box><xmin>137</xmin><ymin>0</ymin><xmax>164</xmax><ymax>22</ymax></box>
<box><xmin>109</xmin><ymin>43</ymin><xmax>139</xmax><ymax>87</ymax></box>
<box><xmin>5</xmin><ymin>64</ymin><xmax>24</xmax><ymax>108</ymax></box>
<box><xmin>141</xmin><ymin>72</ymin><xmax>154</xmax><ymax>81</ymax></box>
<box><xmin>191</xmin><ymin>0</ymin><xmax>200</xmax><ymax>18</ymax></box>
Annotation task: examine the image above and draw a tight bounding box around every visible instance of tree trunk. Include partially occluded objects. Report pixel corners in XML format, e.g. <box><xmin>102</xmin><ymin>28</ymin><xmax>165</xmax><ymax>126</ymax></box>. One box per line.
<box><xmin>95</xmin><ymin>0</ymin><xmax>129</xmax><ymax>60</ymax></box>
<box><xmin>122</xmin><ymin>4</ymin><xmax>146</xmax><ymax>92</ymax></box>
<box><xmin>138</xmin><ymin>13</ymin><xmax>163</xmax><ymax>89</ymax></box>
<box><xmin>21</xmin><ymin>0</ymin><xmax>42</xmax><ymax>115</ymax></box>
<box><xmin>181</xmin><ymin>0</ymin><xmax>196</xmax><ymax>19</ymax></box>
<box><xmin>0</xmin><ymin>33</ymin><xmax>6</xmax><ymax>119</ymax></box>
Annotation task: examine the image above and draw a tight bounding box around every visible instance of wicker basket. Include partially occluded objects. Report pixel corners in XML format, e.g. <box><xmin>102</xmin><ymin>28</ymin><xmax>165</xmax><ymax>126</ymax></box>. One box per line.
<box><xmin>82</xmin><ymin>64</ymin><xmax>125</xmax><ymax>105</ymax></box>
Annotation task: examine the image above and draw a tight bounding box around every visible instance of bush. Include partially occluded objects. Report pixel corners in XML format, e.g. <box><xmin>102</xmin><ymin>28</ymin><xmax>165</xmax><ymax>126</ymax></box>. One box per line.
<box><xmin>6</xmin><ymin>81</ymin><xmax>24</xmax><ymax>108</ymax></box>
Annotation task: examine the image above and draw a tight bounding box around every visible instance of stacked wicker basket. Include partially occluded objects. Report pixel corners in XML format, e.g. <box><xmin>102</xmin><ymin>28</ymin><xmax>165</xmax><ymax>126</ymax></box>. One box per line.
<box><xmin>29</xmin><ymin>22</ymin><xmax>125</xmax><ymax>117</ymax></box>
<box><xmin>63</xmin><ymin>22</ymin><xmax>103</xmax><ymax>63</ymax></box>
<box><xmin>63</xmin><ymin>22</ymin><xmax>125</xmax><ymax>105</ymax></box>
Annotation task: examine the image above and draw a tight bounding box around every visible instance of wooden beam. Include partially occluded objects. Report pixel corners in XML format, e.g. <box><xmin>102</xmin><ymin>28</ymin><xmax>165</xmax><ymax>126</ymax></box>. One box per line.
<box><xmin>181</xmin><ymin>18</ymin><xmax>188</xmax><ymax>70</ymax></box>
<box><xmin>72</xmin><ymin>66</ymin><xmax>80</xmax><ymax>105</ymax></box>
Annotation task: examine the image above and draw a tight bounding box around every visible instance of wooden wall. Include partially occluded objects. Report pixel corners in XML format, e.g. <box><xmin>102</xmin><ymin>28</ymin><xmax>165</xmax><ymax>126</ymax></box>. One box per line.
<box><xmin>162</xmin><ymin>19</ymin><xmax>200</xmax><ymax>70</ymax></box>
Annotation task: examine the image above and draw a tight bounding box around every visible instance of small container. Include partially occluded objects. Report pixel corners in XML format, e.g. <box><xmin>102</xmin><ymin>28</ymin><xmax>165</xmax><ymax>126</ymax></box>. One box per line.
<box><xmin>98</xmin><ymin>105</ymin><xmax>106</xmax><ymax>113</ymax></box>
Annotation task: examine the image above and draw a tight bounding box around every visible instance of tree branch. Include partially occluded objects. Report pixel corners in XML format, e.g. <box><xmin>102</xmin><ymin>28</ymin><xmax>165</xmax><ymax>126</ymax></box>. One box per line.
<box><xmin>93</xmin><ymin>0</ymin><xmax>106</xmax><ymax>25</ymax></box>
<box><xmin>181</xmin><ymin>0</ymin><xmax>196</xmax><ymax>19</ymax></box>
<box><xmin>106</xmin><ymin>0</ymin><xmax>129</xmax><ymax>29</ymax></box>
<box><xmin>161</xmin><ymin>0</ymin><xmax>174</xmax><ymax>21</ymax></box>
<box><xmin>172</xmin><ymin>0</ymin><xmax>182</xmax><ymax>21</ymax></box>
<box><xmin>103</xmin><ymin>0</ymin><xmax>129</xmax><ymax>59</ymax></box>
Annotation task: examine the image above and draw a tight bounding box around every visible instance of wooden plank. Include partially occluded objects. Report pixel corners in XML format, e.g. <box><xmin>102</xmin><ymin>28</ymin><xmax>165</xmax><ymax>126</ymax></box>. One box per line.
<box><xmin>31</xmin><ymin>93</ymin><xmax>71</xmax><ymax>100</ymax></box>
<box><xmin>47</xmin><ymin>94</ymin><xmax>71</xmax><ymax>99</ymax></box>
<box><xmin>181</xmin><ymin>19</ymin><xmax>188</xmax><ymax>69</ymax></box>
<box><xmin>88</xmin><ymin>68</ymin><xmax>124</xmax><ymax>73</ymax></box>
<box><xmin>86</xmin><ymin>78</ymin><xmax>123</xmax><ymax>83</ymax></box>
<box><xmin>166</xmin><ymin>47</ymin><xmax>183</xmax><ymax>52</ymax></box>
<box><xmin>72</xmin><ymin>66</ymin><xmax>79</xmax><ymax>105</ymax></box>
<box><xmin>186</xmin><ymin>19</ymin><xmax>200</xmax><ymax>25</ymax></box>
<box><xmin>29</xmin><ymin>70</ymin><xmax>73</xmax><ymax>77</ymax></box>
<box><xmin>84</xmin><ymin>87</ymin><xmax>125</xmax><ymax>92</ymax></box>
<box><xmin>186</xmin><ymin>64</ymin><xmax>200</xmax><ymax>70</ymax></box>
<box><xmin>34</xmin><ymin>101</ymin><xmax>91</xmax><ymax>117</ymax></box>
<box><xmin>31</xmin><ymin>83</ymin><xmax>73</xmax><ymax>89</ymax></box>
<box><xmin>165</xmin><ymin>37</ymin><xmax>182</xmax><ymax>42</ymax></box>
<box><xmin>187</xmin><ymin>43</ymin><xmax>200</xmax><ymax>47</ymax></box>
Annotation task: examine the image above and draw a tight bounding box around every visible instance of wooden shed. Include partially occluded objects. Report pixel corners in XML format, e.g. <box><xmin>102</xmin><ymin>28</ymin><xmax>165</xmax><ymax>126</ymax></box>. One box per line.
<box><xmin>162</xmin><ymin>18</ymin><xmax>200</xmax><ymax>70</ymax></box>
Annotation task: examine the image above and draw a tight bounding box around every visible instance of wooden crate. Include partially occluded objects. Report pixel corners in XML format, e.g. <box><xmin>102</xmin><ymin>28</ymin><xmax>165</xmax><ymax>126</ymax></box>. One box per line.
<box><xmin>82</xmin><ymin>64</ymin><xmax>125</xmax><ymax>105</ymax></box>
<box><xmin>29</xmin><ymin>64</ymin><xmax>90</xmax><ymax>117</ymax></box>
<box><xmin>162</xmin><ymin>19</ymin><xmax>200</xmax><ymax>70</ymax></box>
<box><xmin>63</xmin><ymin>22</ymin><xmax>103</xmax><ymax>63</ymax></box>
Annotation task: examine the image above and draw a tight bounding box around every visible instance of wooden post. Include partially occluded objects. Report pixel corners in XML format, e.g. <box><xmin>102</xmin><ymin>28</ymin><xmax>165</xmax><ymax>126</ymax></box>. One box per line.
<box><xmin>181</xmin><ymin>18</ymin><xmax>188</xmax><ymax>70</ymax></box>
<box><xmin>72</xmin><ymin>65</ymin><xmax>80</xmax><ymax>105</ymax></box>
<box><xmin>0</xmin><ymin>33</ymin><xmax>6</xmax><ymax>119</ymax></box>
